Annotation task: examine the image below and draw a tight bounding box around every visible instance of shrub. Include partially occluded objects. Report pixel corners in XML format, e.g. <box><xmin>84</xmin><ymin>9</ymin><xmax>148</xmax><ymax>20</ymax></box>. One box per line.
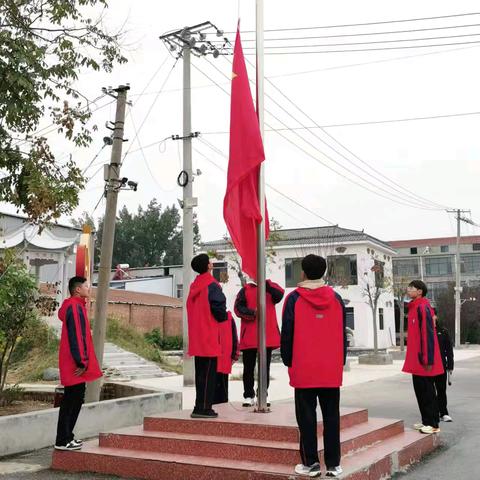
<box><xmin>145</xmin><ymin>329</ymin><xmax>183</xmax><ymax>350</ymax></box>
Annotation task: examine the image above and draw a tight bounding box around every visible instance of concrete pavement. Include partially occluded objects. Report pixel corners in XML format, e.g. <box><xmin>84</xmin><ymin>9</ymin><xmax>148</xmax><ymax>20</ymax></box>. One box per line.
<box><xmin>2</xmin><ymin>348</ymin><xmax>479</xmax><ymax>478</ymax></box>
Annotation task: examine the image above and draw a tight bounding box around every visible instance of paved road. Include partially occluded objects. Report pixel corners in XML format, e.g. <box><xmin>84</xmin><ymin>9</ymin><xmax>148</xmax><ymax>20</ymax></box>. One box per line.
<box><xmin>2</xmin><ymin>356</ymin><xmax>479</xmax><ymax>479</ymax></box>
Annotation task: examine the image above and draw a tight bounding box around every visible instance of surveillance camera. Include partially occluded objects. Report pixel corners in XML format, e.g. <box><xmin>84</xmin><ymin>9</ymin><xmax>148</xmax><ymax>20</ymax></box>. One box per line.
<box><xmin>121</xmin><ymin>177</ymin><xmax>128</xmax><ymax>185</ymax></box>
<box><xmin>195</xmin><ymin>169</ymin><xmax>202</xmax><ymax>176</ymax></box>
<box><xmin>127</xmin><ymin>180</ymin><xmax>138</xmax><ymax>192</ymax></box>
<box><xmin>103</xmin><ymin>136</ymin><xmax>113</xmax><ymax>146</ymax></box>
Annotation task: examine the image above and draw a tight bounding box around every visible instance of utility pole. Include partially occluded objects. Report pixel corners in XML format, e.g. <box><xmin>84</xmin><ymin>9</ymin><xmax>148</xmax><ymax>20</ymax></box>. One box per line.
<box><xmin>86</xmin><ymin>85</ymin><xmax>129</xmax><ymax>403</ymax></box>
<box><xmin>447</xmin><ymin>208</ymin><xmax>471</xmax><ymax>348</ymax></box>
<box><xmin>181</xmin><ymin>45</ymin><xmax>195</xmax><ymax>386</ymax></box>
<box><xmin>160</xmin><ymin>22</ymin><xmax>226</xmax><ymax>388</ymax></box>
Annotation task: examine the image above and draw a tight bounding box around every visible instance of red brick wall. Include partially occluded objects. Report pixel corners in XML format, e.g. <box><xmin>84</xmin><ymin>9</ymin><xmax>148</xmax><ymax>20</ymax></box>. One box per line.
<box><xmin>89</xmin><ymin>288</ymin><xmax>182</xmax><ymax>336</ymax></box>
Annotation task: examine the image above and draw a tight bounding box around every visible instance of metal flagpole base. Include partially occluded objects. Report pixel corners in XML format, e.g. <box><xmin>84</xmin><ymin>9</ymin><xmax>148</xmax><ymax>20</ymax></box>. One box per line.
<box><xmin>254</xmin><ymin>406</ymin><xmax>271</xmax><ymax>413</ymax></box>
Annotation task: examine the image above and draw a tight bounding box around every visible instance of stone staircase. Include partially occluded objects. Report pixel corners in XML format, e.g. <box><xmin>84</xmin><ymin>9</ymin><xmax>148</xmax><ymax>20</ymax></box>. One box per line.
<box><xmin>103</xmin><ymin>343</ymin><xmax>176</xmax><ymax>381</ymax></box>
<box><xmin>52</xmin><ymin>402</ymin><xmax>439</xmax><ymax>479</ymax></box>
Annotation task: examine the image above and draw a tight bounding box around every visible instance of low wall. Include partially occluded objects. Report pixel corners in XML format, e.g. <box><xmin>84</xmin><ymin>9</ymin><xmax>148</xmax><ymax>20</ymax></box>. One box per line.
<box><xmin>0</xmin><ymin>389</ymin><xmax>182</xmax><ymax>457</ymax></box>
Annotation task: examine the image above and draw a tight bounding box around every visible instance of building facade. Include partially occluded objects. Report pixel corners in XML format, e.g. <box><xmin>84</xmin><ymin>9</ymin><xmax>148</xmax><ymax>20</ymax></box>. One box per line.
<box><xmin>0</xmin><ymin>213</ymin><xmax>81</xmax><ymax>303</ymax></box>
<box><xmin>204</xmin><ymin>226</ymin><xmax>397</xmax><ymax>349</ymax></box>
<box><xmin>390</xmin><ymin>235</ymin><xmax>480</xmax><ymax>305</ymax></box>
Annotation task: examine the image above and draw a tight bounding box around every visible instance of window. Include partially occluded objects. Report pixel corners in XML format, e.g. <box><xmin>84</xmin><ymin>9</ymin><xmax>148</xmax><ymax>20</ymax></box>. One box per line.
<box><xmin>393</xmin><ymin>259</ymin><xmax>419</xmax><ymax>277</ymax></box>
<box><xmin>473</xmin><ymin>243</ymin><xmax>480</xmax><ymax>251</ymax></box>
<box><xmin>410</xmin><ymin>247</ymin><xmax>418</xmax><ymax>255</ymax></box>
<box><xmin>212</xmin><ymin>262</ymin><xmax>229</xmax><ymax>283</ymax></box>
<box><xmin>461</xmin><ymin>255</ymin><xmax>480</xmax><ymax>274</ymax></box>
<box><xmin>425</xmin><ymin>257</ymin><xmax>453</xmax><ymax>276</ymax></box>
<box><xmin>285</xmin><ymin>258</ymin><xmax>303</xmax><ymax>287</ymax></box>
<box><xmin>327</xmin><ymin>255</ymin><xmax>358</xmax><ymax>286</ymax></box>
<box><xmin>379</xmin><ymin>308</ymin><xmax>384</xmax><ymax>330</ymax></box>
<box><xmin>176</xmin><ymin>284</ymin><xmax>183</xmax><ymax>298</ymax></box>
<box><xmin>440</xmin><ymin>245</ymin><xmax>449</xmax><ymax>253</ymax></box>
<box><xmin>373</xmin><ymin>260</ymin><xmax>385</xmax><ymax>287</ymax></box>
<box><xmin>346</xmin><ymin>307</ymin><xmax>355</xmax><ymax>330</ymax></box>
<box><xmin>426</xmin><ymin>282</ymin><xmax>449</xmax><ymax>303</ymax></box>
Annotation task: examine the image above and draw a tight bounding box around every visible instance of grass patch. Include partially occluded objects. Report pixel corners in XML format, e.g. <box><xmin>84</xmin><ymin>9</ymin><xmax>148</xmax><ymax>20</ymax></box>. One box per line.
<box><xmin>106</xmin><ymin>318</ymin><xmax>181</xmax><ymax>374</ymax></box>
<box><xmin>8</xmin><ymin>318</ymin><xmax>59</xmax><ymax>383</ymax></box>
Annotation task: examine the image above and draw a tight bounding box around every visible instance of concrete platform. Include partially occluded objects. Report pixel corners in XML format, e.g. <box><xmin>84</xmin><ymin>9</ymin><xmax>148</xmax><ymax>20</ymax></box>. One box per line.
<box><xmin>52</xmin><ymin>402</ymin><xmax>439</xmax><ymax>479</ymax></box>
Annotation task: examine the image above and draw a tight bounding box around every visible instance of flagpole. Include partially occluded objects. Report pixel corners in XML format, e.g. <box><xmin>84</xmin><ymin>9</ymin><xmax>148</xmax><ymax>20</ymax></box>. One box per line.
<box><xmin>255</xmin><ymin>0</ymin><xmax>268</xmax><ymax>413</ymax></box>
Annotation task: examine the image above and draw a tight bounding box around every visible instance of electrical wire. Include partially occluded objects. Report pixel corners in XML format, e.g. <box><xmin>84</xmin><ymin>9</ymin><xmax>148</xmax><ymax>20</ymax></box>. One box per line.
<box><xmin>200</xmin><ymin>56</ymin><xmax>445</xmax><ymax>210</ymax></box>
<box><xmin>201</xmin><ymin>110</ymin><xmax>480</xmax><ymax>134</ymax></box>
<box><xmin>241</xmin><ymin>39</ymin><xmax>480</xmax><ymax>54</ymax></box>
<box><xmin>216</xmin><ymin>12</ymin><xmax>480</xmax><ymax>34</ymax></box>
<box><xmin>197</xmin><ymin>137</ymin><xmax>335</xmax><ymax>226</ymax></box>
<box><xmin>237</xmin><ymin>22</ymin><xmax>480</xmax><ymax>41</ymax></box>
<box><xmin>82</xmin><ymin>143</ymin><xmax>107</xmax><ymax>174</ymax></box>
<box><xmin>122</xmin><ymin>58</ymin><xmax>179</xmax><ymax>163</ymax></box>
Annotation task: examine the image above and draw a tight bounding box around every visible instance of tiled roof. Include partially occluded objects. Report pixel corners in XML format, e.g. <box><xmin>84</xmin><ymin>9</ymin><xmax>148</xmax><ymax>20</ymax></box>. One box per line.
<box><xmin>203</xmin><ymin>226</ymin><xmax>393</xmax><ymax>251</ymax></box>
<box><xmin>389</xmin><ymin>236</ymin><xmax>480</xmax><ymax>248</ymax></box>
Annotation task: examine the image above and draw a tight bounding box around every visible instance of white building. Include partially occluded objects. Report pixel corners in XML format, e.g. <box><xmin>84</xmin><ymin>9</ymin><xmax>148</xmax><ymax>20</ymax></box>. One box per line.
<box><xmin>204</xmin><ymin>226</ymin><xmax>397</xmax><ymax>350</ymax></box>
<box><xmin>0</xmin><ymin>213</ymin><xmax>81</xmax><ymax>303</ymax></box>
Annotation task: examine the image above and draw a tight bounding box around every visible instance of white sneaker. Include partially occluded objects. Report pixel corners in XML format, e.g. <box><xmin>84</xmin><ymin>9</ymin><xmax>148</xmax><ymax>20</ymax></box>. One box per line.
<box><xmin>420</xmin><ymin>425</ymin><xmax>441</xmax><ymax>434</ymax></box>
<box><xmin>326</xmin><ymin>466</ymin><xmax>343</xmax><ymax>477</ymax></box>
<box><xmin>441</xmin><ymin>415</ymin><xmax>453</xmax><ymax>422</ymax></box>
<box><xmin>413</xmin><ymin>423</ymin><xmax>424</xmax><ymax>430</ymax></box>
<box><xmin>294</xmin><ymin>463</ymin><xmax>321</xmax><ymax>477</ymax></box>
<box><xmin>54</xmin><ymin>440</ymin><xmax>82</xmax><ymax>451</ymax></box>
<box><xmin>242</xmin><ymin>397</ymin><xmax>255</xmax><ymax>407</ymax></box>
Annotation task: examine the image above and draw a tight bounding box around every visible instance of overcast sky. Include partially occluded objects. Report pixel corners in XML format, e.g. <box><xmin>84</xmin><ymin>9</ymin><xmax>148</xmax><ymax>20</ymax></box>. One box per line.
<box><xmin>10</xmin><ymin>0</ymin><xmax>480</xmax><ymax>243</ymax></box>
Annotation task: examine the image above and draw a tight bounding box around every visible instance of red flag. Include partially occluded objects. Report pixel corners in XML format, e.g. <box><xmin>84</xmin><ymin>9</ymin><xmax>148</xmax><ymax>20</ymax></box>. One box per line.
<box><xmin>223</xmin><ymin>26</ymin><xmax>269</xmax><ymax>281</ymax></box>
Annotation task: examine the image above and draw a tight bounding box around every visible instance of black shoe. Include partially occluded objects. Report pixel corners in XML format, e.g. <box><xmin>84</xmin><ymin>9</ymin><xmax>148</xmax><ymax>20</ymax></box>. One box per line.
<box><xmin>190</xmin><ymin>408</ymin><xmax>218</xmax><ymax>418</ymax></box>
<box><xmin>54</xmin><ymin>440</ymin><xmax>82</xmax><ymax>451</ymax></box>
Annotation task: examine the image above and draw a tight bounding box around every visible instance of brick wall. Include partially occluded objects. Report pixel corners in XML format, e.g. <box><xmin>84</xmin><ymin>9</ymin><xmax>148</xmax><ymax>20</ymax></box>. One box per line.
<box><xmin>89</xmin><ymin>288</ymin><xmax>182</xmax><ymax>336</ymax></box>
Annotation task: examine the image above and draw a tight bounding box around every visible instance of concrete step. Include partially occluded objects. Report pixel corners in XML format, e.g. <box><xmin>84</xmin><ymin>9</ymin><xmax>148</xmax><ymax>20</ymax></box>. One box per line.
<box><xmin>51</xmin><ymin>429</ymin><xmax>438</xmax><ymax>480</ymax></box>
<box><xmin>144</xmin><ymin>404</ymin><xmax>368</xmax><ymax>442</ymax></box>
<box><xmin>99</xmin><ymin>417</ymin><xmax>404</xmax><ymax>465</ymax></box>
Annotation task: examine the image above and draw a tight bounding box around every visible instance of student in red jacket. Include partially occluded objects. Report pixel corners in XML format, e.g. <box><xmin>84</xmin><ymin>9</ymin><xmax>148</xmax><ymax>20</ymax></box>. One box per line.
<box><xmin>402</xmin><ymin>280</ymin><xmax>444</xmax><ymax>434</ymax></box>
<box><xmin>55</xmin><ymin>276</ymin><xmax>102</xmax><ymax>451</ymax></box>
<box><xmin>281</xmin><ymin>255</ymin><xmax>347</xmax><ymax>478</ymax></box>
<box><xmin>234</xmin><ymin>278</ymin><xmax>284</xmax><ymax>406</ymax></box>
<box><xmin>187</xmin><ymin>253</ymin><xmax>228</xmax><ymax>418</ymax></box>
<box><xmin>214</xmin><ymin>311</ymin><xmax>239</xmax><ymax>405</ymax></box>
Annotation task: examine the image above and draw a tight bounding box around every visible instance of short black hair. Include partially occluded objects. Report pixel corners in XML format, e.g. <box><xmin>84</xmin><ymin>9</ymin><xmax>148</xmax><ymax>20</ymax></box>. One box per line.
<box><xmin>191</xmin><ymin>253</ymin><xmax>210</xmax><ymax>274</ymax></box>
<box><xmin>301</xmin><ymin>254</ymin><xmax>327</xmax><ymax>280</ymax></box>
<box><xmin>408</xmin><ymin>280</ymin><xmax>428</xmax><ymax>297</ymax></box>
<box><xmin>69</xmin><ymin>276</ymin><xmax>87</xmax><ymax>295</ymax></box>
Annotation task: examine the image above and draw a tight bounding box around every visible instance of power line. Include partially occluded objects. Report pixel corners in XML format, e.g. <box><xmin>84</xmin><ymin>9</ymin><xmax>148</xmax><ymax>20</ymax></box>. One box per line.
<box><xmin>216</xmin><ymin>12</ymin><xmax>480</xmax><ymax>33</ymax></box>
<box><xmin>195</xmin><ymin>139</ymin><xmax>333</xmax><ymax>226</ymax></box>
<box><xmin>202</xmin><ymin>55</ymin><xmax>445</xmax><ymax>210</ymax></box>
<box><xmin>241</xmin><ymin>32</ymin><xmax>480</xmax><ymax>49</ymax></box>
<box><xmin>267</xmin><ymin>43</ymin><xmax>480</xmax><ymax>78</ymax></box>
<box><xmin>243</xmin><ymin>39</ymin><xmax>480</xmax><ymax>54</ymax></box>
<box><xmin>122</xmin><ymin>58</ymin><xmax>179</xmax><ymax>163</ymax></box>
<box><xmin>82</xmin><ymin>143</ymin><xmax>107</xmax><ymax>174</ymax></box>
<box><xmin>201</xmin><ymin>110</ymin><xmax>480</xmax><ymax>134</ymax></box>
<box><xmin>238</xmin><ymin>22</ymin><xmax>480</xmax><ymax>41</ymax></box>
<box><xmin>128</xmin><ymin>110</ymin><xmax>176</xmax><ymax>193</ymax></box>
<box><xmin>253</xmin><ymin>59</ymin><xmax>450</xmax><ymax>210</ymax></box>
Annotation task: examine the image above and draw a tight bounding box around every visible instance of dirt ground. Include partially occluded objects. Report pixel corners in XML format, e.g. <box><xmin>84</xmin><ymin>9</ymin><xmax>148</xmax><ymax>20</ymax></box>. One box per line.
<box><xmin>0</xmin><ymin>400</ymin><xmax>52</xmax><ymax>417</ymax></box>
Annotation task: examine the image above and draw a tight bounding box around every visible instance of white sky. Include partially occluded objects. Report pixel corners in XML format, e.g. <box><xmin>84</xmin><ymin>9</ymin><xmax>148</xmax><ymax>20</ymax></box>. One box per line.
<box><xmin>9</xmin><ymin>0</ymin><xmax>480</xmax><ymax>243</ymax></box>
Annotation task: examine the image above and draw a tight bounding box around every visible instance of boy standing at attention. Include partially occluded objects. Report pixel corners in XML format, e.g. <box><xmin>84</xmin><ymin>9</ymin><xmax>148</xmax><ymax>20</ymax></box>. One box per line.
<box><xmin>402</xmin><ymin>280</ymin><xmax>444</xmax><ymax>434</ymax></box>
<box><xmin>55</xmin><ymin>276</ymin><xmax>102</xmax><ymax>451</ymax></box>
<box><xmin>187</xmin><ymin>253</ymin><xmax>228</xmax><ymax>418</ymax></box>
<box><xmin>281</xmin><ymin>255</ymin><xmax>347</xmax><ymax>478</ymax></box>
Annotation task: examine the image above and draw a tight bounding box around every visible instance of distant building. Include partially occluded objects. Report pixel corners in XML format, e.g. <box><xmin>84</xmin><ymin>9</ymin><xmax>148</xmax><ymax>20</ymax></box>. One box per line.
<box><xmin>204</xmin><ymin>226</ymin><xmax>397</xmax><ymax>349</ymax></box>
<box><xmin>0</xmin><ymin>213</ymin><xmax>81</xmax><ymax>302</ymax></box>
<box><xmin>390</xmin><ymin>235</ymin><xmax>480</xmax><ymax>304</ymax></box>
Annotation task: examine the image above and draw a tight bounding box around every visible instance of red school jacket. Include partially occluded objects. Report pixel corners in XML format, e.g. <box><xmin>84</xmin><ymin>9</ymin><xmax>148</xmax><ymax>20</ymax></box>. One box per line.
<box><xmin>235</xmin><ymin>280</ymin><xmax>285</xmax><ymax>350</ymax></box>
<box><xmin>402</xmin><ymin>297</ymin><xmax>444</xmax><ymax>377</ymax></box>
<box><xmin>58</xmin><ymin>296</ymin><xmax>102</xmax><ymax>387</ymax></box>
<box><xmin>187</xmin><ymin>273</ymin><xmax>227</xmax><ymax>357</ymax></box>
<box><xmin>281</xmin><ymin>285</ymin><xmax>346</xmax><ymax>389</ymax></box>
<box><xmin>217</xmin><ymin>312</ymin><xmax>240</xmax><ymax>374</ymax></box>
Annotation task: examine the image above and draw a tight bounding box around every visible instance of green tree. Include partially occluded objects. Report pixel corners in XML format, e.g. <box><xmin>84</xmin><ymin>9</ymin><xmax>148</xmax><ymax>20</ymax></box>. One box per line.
<box><xmin>0</xmin><ymin>251</ymin><xmax>38</xmax><ymax>392</ymax></box>
<box><xmin>95</xmin><ymin>200</ymin><xmax>201</xmax><ymax>268</ymax></box>
<box><xmin>0</xmin><ymin>1</ymin><xmax>126</xmax><ymax>224</ymax></box>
